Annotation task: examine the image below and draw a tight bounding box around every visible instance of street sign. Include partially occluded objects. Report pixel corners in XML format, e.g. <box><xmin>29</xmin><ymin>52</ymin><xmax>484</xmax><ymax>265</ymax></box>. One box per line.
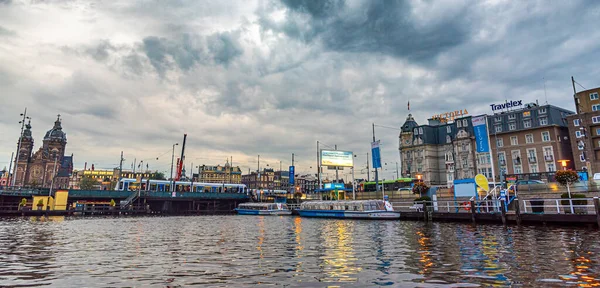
<box><xmin>289</xmin><ymin>166</ymin><xmax>295</xmax><ymax>185</ymax></box>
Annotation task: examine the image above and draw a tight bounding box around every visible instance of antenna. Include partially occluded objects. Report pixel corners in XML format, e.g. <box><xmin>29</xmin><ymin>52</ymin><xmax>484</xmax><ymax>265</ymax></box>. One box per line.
<box><xmin>543</xmin><ymin>77</ymin><xmax>548</xmax><ymax>105</ymax></box>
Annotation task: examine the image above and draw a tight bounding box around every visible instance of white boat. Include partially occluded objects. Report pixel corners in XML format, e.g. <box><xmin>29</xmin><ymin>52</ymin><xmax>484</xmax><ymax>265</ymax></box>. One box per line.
<box><xmin>298</xmin><ymin>200</ymin><xmax>400</xmax><ymax>219</ymax></box>
<box><xmin>235</xmin><ymin>203</ymin><xmax>292</xmax><ymax>215</ymax></box>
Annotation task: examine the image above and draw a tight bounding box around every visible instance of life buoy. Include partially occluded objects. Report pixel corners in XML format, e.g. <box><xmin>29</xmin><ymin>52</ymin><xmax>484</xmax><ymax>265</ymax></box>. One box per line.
<box><xmin>462</xmin><ymin>202</ymin><xmax>471</xmax><ymax>211</ymax></box>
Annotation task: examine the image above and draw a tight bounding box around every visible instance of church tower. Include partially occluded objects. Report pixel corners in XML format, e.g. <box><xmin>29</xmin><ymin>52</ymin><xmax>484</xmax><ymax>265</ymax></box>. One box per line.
<box><xmin>13</xmin><ymin>121</ymin><xmax>34</xmax><ymax>186</ymax></box>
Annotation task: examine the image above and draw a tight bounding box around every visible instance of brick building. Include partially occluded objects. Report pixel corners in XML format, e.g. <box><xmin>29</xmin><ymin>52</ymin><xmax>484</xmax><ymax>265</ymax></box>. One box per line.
<box><xmin>488</xmin><ymin>103</ymin><xmax>574</xmax><ymax>177</ymax></box>
<box><xmin>197</xmin><ymin>164</ymin><xmax>241</xmax><ymax>184</ymax></box>
<box><xmin>566</xmin><ymin>86</ymin><xmax>600</xmax><ymax>174</ymax></box>
<box><xmin>241</xmin><ymin>168</ymin><xmax>275</xmax><ymax>189</ymax></box>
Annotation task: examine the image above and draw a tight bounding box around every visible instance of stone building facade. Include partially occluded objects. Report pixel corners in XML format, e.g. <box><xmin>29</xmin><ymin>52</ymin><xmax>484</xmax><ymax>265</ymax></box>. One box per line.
<box><xmin>197</xmin><ymin>164</ymin><xmax>242</xmax><ymax>184</ymax></box>
<box><xmin>399</xmin><ymin>114</ymin><xmax>491</xmax><ymax>187</ymax></box>
<box><xmin>13</xmin><ymin>116</ymin><xmax>73</xmax><ymax>189</ymax></box>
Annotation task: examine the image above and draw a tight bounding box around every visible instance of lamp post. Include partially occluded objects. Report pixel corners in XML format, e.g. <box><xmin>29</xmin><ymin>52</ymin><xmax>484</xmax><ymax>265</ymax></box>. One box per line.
<box><xmin>170</xmin><ymin>143</ymin><xmax>179</xmax><ymax>180</ymax></box>
<box><xmin>416</xmin><ymin>174</ymin><xmax>423</xmax><ymax>197</ymax></box>
<box><xmin>49</xmin><ymin>154</ymin><xmax>58</xmax><ymax>197</ymax></box>
<box><xmin>13</xmin><ymin>108</ymin><xmax>30</xmax><ymax>187</ymax></box>
<box><xmin>558</xmin><ymin>159</ymin><xmax>573</xmax><ymax>214</ymax></box>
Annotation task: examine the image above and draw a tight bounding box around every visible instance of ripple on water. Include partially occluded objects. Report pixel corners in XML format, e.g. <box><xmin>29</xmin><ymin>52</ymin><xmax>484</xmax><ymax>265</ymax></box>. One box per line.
<box><xmin>0</xmin><ymin>216</ymin><xmax>599</xmax><ymax>287</ymax></box>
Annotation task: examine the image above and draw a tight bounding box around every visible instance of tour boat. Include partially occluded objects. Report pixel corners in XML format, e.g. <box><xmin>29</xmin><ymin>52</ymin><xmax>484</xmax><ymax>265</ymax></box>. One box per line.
<box><xmin>298</xmin><ymin>200</ymin><xmax>400</xmax><ymax>219</ymax></box>
<box><xmin>235</xmin><ymin>203</ymin><xmax>292</xmax><ymax>215</ymax></box>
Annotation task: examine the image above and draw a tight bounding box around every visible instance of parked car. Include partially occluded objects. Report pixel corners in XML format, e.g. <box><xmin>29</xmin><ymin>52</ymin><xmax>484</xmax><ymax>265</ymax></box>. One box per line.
<box><xmin>509</xmin><ymin>180</ymin><xmax>545</xmax><ymax>193</ymax></box>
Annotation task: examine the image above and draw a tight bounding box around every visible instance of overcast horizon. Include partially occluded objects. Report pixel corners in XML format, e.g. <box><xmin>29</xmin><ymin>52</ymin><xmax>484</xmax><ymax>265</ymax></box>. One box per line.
<box><xmin>1</xmin><ymin>0</ymin><xmax>599</xmax><ymax>180</ymax></box>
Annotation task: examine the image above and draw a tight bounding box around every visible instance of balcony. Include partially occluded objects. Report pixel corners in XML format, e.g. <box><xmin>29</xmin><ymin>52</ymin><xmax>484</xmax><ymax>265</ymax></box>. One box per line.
<box><xmin>528</xmin><ymin>157</ymin><xmax>537</xmax><ymax>163</ymax></box>
<box><xmin>544</xmin><ymin>155</ymin><xmax>554</xmax><ymax>162</ymax></box>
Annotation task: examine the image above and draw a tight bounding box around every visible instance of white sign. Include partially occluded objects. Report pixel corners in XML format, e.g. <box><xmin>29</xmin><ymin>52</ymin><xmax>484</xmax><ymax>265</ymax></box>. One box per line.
<box><xmin>321</xmin><ymin>150</ymin><xmax>353</xmax><ymax>167</ymax></box>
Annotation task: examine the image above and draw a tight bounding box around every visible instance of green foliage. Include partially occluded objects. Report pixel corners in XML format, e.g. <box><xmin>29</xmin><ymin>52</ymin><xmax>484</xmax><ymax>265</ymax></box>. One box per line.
<box><xmin>555</xmin><ymin>170</ymin><xmax>579</xmax><ymax>186</ymax></box>
<box><xmin>412</xmin><ymin>182</ymin><xmax>430</xmax><ymax>195</ymax></box>
<box><xmin>560</xmin><ymin>193</ymin><xmax>587</xmax><ymax>206</ymax></box>
<box><xmin>79</xmin><ymin>176</ymin><xmax>97</xmax><ymax>190</ymax></box>
<box><xmin>150</xmin><ymin>171</ymin><xmax>166</xmax><ymax>180</ymax></box>
<box><xmin>37</xmin><ymin>199</ymin><xmax>44</xmax><ymax>206</ymax></box>
<box><xmin>110</xmin><ymin>199</ymin><xmax>116</xmax><ymax>207</ymax></box>
<box><xmin>414</xmin><ymin>196</ymin><xmax>432</xmax><ymax>206</ymax></box>
<box><xmin>20</xmin><ymin>198</ymin><xmax>27</xmax><ymax>206</ymax></box>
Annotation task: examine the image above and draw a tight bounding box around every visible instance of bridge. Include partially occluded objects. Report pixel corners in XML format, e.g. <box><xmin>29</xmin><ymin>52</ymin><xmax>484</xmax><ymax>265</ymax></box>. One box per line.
<box><xmin>0</xmin><ymin>188</ymin><xmax>249</xmax><ymax>215</ymax></box>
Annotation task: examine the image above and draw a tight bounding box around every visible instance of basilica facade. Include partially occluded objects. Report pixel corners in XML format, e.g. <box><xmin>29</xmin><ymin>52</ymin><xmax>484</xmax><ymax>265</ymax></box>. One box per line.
<box><xmin>13</xmin><ymin>115</ymin><xmax>73</xmax><ymax>189</ymax></box>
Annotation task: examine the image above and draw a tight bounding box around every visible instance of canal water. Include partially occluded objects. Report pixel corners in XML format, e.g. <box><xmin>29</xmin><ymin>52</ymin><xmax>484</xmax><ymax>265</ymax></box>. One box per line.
<box><xmin>0</xmin><ymin>216</ymin><xmax>599</xmax><ymax>287</ymax></box>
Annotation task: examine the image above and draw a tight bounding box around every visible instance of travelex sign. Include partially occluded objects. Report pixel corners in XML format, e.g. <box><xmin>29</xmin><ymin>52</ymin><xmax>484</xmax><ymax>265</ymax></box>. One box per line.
<box><xmin>490</xmin><ymin>100</ymin><xmax>522</xmax><ymax>112</ymax></box>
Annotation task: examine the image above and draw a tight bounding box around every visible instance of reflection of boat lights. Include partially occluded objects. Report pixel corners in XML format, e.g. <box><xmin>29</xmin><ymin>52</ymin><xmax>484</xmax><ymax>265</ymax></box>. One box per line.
<box><xmin>562</xmin><ymin>255</ymin><xmax>600</xmax><ymax>286</ymax></box>
<box><xmin>321</xmin><ymin>221</ymin><xmax>359</xmax><ymax>282</ymax></box>
<box><xmin>416</xmin><ymin>231</ymin><xmax>433</xmax><ymax>274</ymax></box>
<box><xmin>256</xmin><ymin>216</ymin><xmax>265</xmax><ymax>260</ymax></box>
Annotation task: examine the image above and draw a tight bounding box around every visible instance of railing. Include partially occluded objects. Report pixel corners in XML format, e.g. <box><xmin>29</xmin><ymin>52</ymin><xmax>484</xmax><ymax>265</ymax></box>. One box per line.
<box><xmin>522</xmin><ymin>198</ymin><xmax>597</xmax><ymax>215</ymax></box>
<box><xmin>120</xmin><ymin>190</ymin><xmax>140</xmax><ymax>208</ymax></box>
<box><xmin>390</xmin><ymin>200</ymin><xmax>475</xmax><ymax>213</ymax></box>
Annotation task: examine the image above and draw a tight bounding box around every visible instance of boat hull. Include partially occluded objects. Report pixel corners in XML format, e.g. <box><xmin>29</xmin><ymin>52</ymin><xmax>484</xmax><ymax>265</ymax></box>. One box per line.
<box><xmin>235</xmin><ymin>209</ymin><xmax>292</xmax><ymax>216</ymax></box>
<box><xmin>298</xmin><ymin>210</ymin><xmax>400</xmax><ymax>219</ymax></box>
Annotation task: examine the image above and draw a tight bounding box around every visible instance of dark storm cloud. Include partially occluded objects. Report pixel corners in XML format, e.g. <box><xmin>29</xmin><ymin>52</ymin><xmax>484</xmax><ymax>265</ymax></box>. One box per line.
<box><xmin>142</xmin><ymin>31</ymin><xmax>243</xmax><ymax>76</ymax></box>
<box><xmin>263</xmin><ymin>0</ymin><xmax>468</xmax><ymax>63</ymax></box>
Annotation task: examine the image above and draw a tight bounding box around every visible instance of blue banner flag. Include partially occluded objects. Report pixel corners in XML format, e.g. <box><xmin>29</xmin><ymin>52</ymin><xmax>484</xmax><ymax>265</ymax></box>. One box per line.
<box><xmin>472</xmin><ymin>116</ymin><xmax>490</xmax><ymax>153</ymax></box>
<box><xmin>289</xmin><ymin>166</ymin><xmax>295</xmax><ymax>185</ymax></box>
<box><xmin>371</xmin><ymin>141</ymin><xmax>382</xmax><ymax>169</ymax></box>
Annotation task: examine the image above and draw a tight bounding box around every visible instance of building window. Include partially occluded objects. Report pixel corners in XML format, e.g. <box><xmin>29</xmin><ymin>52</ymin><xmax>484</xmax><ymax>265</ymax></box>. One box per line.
<box><xmin>457</xmin><ymin>121</ymin><xmax>462</xmax><ymax>128</ymax></box>
<box><xmin>510</xmin><ymin>136</ymin><xmax>518</xmax><ymax>145</ymax></box>
<box><xmin>539</xmin><ymin>117</ymin><xmax>548</xmax><ymax>125</ymax></box>
<box><xmin>580</xmin><ymin>154</ymin><xmax>586</xmax><ymax>162</ymax></box>
<box><xmin>524</xmin><ymin>120</ymin><xmax>532</xmax><ymax>128</ymax></box>
<box><xmin>446</xmin><ymin>135</ymin><xmax>451</xmax><ymax>143</ymax></box>
<box><xmin>590</xmin><ymin>92</ymin><xmax>599</xmax><ymax>100</ymax></box>
<box><xmin>419</xmin><ymin>127</ymin><xmax>423</xmax><ymax>134</ymax></box>
<box><xmin>463</xmin><ymin>119</ymin><xmax>468</xmax><ymax>127</ymax></box>
<box><xmin>541</xmin><ymin>131</ymin><xmax>550</xmax><ymax>142</ymax></box>
<box><xmin>508</xmin><ymin>114</ymin><xmax>516</xmax><ymax>120</ymax></box>
<box><xmin>446</xmin><ymin>126</ymin><xmax>451</xmax><ymax>133</ymax></box>
<box><xmin>515</xmin><ymin>166</ymin><xmax>522</xmax><ymax>174</ymax></box>
<box><xmin>574</xmin><ymin>119</ymin><xmax>580</xmax><ymax>126</ymax></box>
<box><xmin>593</xmin><ymin>116</ymin><xmax>600</xmax><ymax>124</ymax></box>
<box><xmin>576</xmin><ymin>131</ymin><xmax>583</xmax><ymax>138</ymax></box>
<box><xmin>498</xmin><ymin>152</ymin><xmax>506</xmax><ymax>163</ymax></box>
<box><xmin>539</xmin><ymin>108</ymin><xmax>547</xmax><ymax>114</ymax></box>
<box><xmin>547</xmin><ymin>163</ymin><xmax>556</xmax><ymax>172</ymax></box>
<box><xmin>495</xmin><ymin>117</ymin><xmax>502</xmax><ymax>123</ymax></box>
<box><xmin>495</xmin><ymin>125</ymin><xmax>502</xmax><ymax>133</ymax></box>
<box><xmin>527</xmin><ymin>149</ymin><xmax>536</xmax><ymax>160</ymax></box>
<box><xmin>530</xmin><ymin>164</ymin><xmax>538</xmax><ymax>173</ymax></box>
<box><xmin>509</xmin><ymin>123</ymin><xmax>516</xmax><ymax>130</ymax></box>
<box><xmin>593</xmin><ymin>104</ymin><xmax>600</xmax><ymax>111</ymax></box>
<box><xmin>414</xmin><ymin>128</ymin><xmax>418</xmax><ymax>135</ymax></box>
<box><xmin>496</xmin><ymin>138</ymin><xmax>504</xmax><ymax>147</ymax></box>
<box><xmin>525</xmin><ymin>134</ymin><xmax>534</xmax><ymax>144</ymax></box>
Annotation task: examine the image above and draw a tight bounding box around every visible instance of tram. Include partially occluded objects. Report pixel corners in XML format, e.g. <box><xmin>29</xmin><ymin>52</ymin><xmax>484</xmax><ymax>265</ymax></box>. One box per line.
<box><xmin>115</xmin><ymin>178</ymin><xmax>248</xmax><ymax>193</ymax></box>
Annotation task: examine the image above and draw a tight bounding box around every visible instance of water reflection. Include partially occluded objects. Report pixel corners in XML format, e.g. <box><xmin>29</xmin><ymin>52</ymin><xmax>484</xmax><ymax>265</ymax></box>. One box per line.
<box><xmin>1</xmin><ymin>217</ymin><xmax>600</xmax><ymax>287</ymax></box>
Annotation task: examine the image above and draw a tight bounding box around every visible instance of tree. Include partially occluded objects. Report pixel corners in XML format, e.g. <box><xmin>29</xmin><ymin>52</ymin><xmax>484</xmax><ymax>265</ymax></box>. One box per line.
<box><xmin>79</xmin><ymin>176</ymin><xmax>98</xmax><ymax>190</ymax></box>
<box><xmin>150</xmin><ymin>171</ymin><xmax>166</xmax><ymax>180</ymax></box>
<box><xmin>555</xmin><ymin>170</ymin><xmax>579</xmax><ymax>186</ymax></box>
<box><xmin>412</xmin><ymin>182</ymin><xmax>430</xmax><ymax>196</ymax></box>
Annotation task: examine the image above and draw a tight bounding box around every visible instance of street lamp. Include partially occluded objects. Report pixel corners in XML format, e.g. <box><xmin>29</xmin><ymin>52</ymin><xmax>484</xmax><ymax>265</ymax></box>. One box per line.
<box><xmin>170</xmin><ymin>143</ymin><xmax>179</xmax><ymax>180</ymax></box>
<box><xmin>416</xmin><ymin>174</ymin><xmax>423</xmax><ymax>182</ymax></box>
<box><xmin>558</xmin><ymin>159</ymin><xmax>570</xmax><ymax>171</ymax></box>
<box><xmin>12</xmin><ymin>109</ymin><xmax>30</xmax><ymax>187</ymax></box>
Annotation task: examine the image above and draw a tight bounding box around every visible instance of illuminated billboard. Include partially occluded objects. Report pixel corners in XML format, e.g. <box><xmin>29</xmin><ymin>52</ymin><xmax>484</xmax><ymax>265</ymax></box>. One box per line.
<box><xmin>320</xmin><ymin>150</ymin><xmax>353</xmax><ymax>167</ymax></box>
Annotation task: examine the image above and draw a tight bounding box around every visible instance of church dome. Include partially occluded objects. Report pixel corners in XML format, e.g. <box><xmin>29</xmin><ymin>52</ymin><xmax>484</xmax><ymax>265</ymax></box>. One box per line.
<box><xmin>401</xmin><ymin>114</ymin><xmax>418</xmax><ymax>133</ymax></box>
<box><xmin>44</xmin><ymin>115</ymin><xmax>66</xmax><ymax>142</ymax></box>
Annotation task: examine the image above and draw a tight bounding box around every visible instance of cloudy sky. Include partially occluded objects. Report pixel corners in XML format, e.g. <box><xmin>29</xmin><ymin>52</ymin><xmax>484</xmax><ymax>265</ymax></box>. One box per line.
<box><xmin>1</xmin><ymin>0</ymin><xmax>599</xmax><ymax>181</ymax></box>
